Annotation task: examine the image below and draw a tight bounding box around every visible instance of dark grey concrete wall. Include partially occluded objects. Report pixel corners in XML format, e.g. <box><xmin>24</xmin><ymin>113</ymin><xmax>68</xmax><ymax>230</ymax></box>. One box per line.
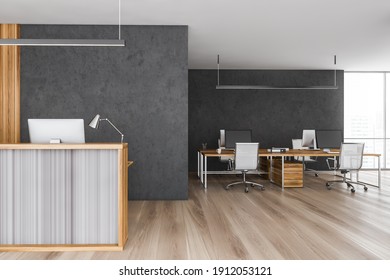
<box><xmin>20</xmin><ymin>25</ymin><xmax>188</xmax><ymax>200</ymax></box>
<box><xmin>189</xmin><ymin>70</ymin><xmax>344</xmax><ymax>171</ymax></box>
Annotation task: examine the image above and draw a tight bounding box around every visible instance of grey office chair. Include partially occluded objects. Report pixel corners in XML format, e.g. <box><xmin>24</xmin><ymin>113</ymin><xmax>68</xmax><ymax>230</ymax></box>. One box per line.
<box><xmin>292</xmin><ymin>139</ymin><xmax>319</xmax><ymax>177</ymax></box>
<box><xmin>218</xmin><ymin>129</ymin><xmax>234</xmax><ymax>170</ymax></box>
<box><xmin>225</xmin><ymin>143</ymin><xmax>264</xmax><ymax>193</ymax></box>
<box><xmin>326</xmin><ymin>143</ymin><xmax>367</xmax><ymax>193</ymax></box>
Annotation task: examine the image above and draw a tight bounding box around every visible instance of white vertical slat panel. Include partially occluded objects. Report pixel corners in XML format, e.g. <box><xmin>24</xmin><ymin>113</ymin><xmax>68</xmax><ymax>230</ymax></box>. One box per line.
<box><xmin>72</xmin><ymin>150</ymin><xmax>118</xmax><ymax>244</ymax></box>
<box><xmin>95</xmin><ymin>150</ymin><xmax>118</xmax><ymax>243</ymax></box>
<box><xmin>37</xmin><ymin>150</ymin><xmax>43</xmax><ymax>244</ymax></box>
<box><xmin>41</xmin><ymin>150</ymin><xmax>51</xmax><ymax>243</ymax></box>
<box><xmin>13</xmin><ymin>150</ymin><xmax>21</xmax><ymax>243</ymax></box>
<box><xmin>43</xmin><ymin>150</ymin><xmax>71</xmax><ymax>244</ymax></box>
<box><xmin>0</xmin><ymin>149</ymin><xmax>118</xmax><ymax>245</ymax></box>
<box><xmin>109</xmin><ymin>151</ymin><xmax>118</xmax><ymax>242</ymax></box>
<box><xmin>65</xmin><ymin>151</ymin><xmax>72</xmax><ymax>243</ymax></box>
<box><xmin>4</xmin><ymin>150</ymin><xmax>71</xmax><ymax>244</ymax></box>
<box><xmin>0</xmin><ymin>151</ymin><xmax>15</xmax><ymax>244</ymax></box>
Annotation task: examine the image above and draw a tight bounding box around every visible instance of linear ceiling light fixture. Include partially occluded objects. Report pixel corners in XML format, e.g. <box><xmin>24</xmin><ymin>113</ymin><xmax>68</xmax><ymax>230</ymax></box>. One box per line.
<box><xmin>0</xmin><ymin>1</ymin><xmax>125</xmax><ymax>47</ymax></box>
<box><xmin>216</xmin><ymin>55</ymin><xmax>338</xmax><ymax>90</ymax></box>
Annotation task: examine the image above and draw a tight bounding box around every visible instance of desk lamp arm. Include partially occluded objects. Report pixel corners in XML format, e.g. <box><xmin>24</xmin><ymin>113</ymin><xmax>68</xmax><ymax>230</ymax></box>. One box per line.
<box><xmin>101</xmin><ymin>118</ymin><xmax>124</xmax><ymax>143</ymax></box>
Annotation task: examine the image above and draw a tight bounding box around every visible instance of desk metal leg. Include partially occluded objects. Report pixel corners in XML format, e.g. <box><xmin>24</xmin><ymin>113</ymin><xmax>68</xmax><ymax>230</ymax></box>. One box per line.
<box><xmin>282</xmin><ymin>156</ymin><xmax>285</xmax><ymax>191</ymax></box>
<box><xmin>302</xmin><ymin>157</ymin><xmax>305</xmax><ymax>187</ymax></box>
<box><xmin>197</xmin><ymin>151</ymin><xmax>200</xmax><ymax>178</ymax></box>
<box><xmin>200</xmin><ymin>153</ymin><xmax>204</xmax><ymax>184</ymax></box>
<box><xmin>378</xmin><ymin>156</ymin><xmax>381</xmax><ymax>188</ymax></box>
<box><xmin>205</xmin><ymin>156</ymin><xmax>208</xmax><ymax>189</ymax></box>
<box><xmin>270</xmin><ymin>156</ymin><xmax>273</xmax><ymax>183</ymax></box>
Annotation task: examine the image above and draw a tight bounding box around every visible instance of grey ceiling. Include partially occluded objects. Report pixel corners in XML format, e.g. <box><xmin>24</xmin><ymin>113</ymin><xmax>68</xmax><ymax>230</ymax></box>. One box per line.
<box><xmin>2</xmin><ymin>0</ymin><xmax>390</xmax><ymax>70</ymax></box>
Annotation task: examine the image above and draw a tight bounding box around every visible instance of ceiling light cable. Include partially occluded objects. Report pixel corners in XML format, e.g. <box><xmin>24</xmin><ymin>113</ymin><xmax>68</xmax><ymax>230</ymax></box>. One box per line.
<box><xmin>119</xmin><ymin>0</ymin><xmax>121</xmax><ymax>40</ymax></box>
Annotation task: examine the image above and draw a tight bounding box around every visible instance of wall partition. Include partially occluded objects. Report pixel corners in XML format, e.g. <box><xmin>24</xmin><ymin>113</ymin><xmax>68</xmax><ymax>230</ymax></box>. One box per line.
<box><xmin>20</xmin><ymin>25</ymin><xmax>188</xmax><ymax>200</ymax></box>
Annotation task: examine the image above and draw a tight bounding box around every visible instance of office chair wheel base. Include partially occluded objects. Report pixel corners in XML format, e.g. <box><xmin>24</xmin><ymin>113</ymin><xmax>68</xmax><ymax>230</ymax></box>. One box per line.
<box><xmin>351</xmin><ymin>188</ymin><xmax>356</xmax><ymax>193</ymax></box>
<box><xmin>364</xmin><ymin>186</ymin><xmax>368</xmax><ymax>191</ymax></box>
<box><xmin>326</xmin><ymin>182</ymin><xmax>330</xmax><ymax>187</ymax></box>
<box><xmin>327</xmin><ymin>186</ymin><xmax>331</xmax><ymax>190</ymax></box>
<box><xmin>315</xmin><ymin>173</ymin><xmax>319</xmax><ymax>177</ymax></box>
<box><xmin>224</xmin><ymin>186</ymin><xmax>230</xmax><ymax>191</ymax></box>
<box><xmin>245</xmin><ymin>187</ymin><xmax>249</xmax><ymax>193</ymax></box>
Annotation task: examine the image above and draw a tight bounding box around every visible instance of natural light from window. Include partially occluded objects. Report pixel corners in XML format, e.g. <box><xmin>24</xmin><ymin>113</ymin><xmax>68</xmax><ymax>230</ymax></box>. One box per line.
<box><xmin>344</xmin><ymin>72</ymin><xmax>388</xmax><ymax>168</ymax></box>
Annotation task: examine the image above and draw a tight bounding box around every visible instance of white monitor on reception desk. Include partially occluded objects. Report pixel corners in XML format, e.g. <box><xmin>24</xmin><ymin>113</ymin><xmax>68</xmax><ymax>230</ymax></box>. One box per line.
<box><xmin>28</xmin><ymin>119</ymin><xmax>85</xmax><ymax>143</ymax></box>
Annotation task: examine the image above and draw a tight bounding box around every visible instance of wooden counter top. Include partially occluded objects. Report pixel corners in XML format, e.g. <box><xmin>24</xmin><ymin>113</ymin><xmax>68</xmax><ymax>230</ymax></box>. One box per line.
<box><xmin>0</xmin><ymin>143</ymin><xmax>128</xmax><ymax>150</ymax></box>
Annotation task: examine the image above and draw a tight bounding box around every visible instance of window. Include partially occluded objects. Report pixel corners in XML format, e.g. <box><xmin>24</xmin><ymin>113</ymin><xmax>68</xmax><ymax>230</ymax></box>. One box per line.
<box><xmin>344</xmin><ymin>72</ymin><xmax>388</xmax><ymax>168</ymax></box>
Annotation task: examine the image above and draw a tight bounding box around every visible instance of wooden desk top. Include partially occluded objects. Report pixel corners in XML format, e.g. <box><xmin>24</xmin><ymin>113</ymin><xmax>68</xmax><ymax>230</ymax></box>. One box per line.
<box><xmin>0</xmin><ymin>143</ymin><xmax>128</xmax><ymax>150</ymax></box>
<box><xmin>200</xmin><ymin>149</ymin><xmax>381</xmax><ymax>157</ymax></box>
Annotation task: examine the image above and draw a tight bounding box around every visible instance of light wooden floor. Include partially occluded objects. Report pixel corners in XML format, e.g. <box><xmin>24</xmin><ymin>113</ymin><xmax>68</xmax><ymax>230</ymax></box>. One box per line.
<box><xmin>1</xmin><ymin>171</ymin><xmax>389</xmax><ymax>260</ymax></box>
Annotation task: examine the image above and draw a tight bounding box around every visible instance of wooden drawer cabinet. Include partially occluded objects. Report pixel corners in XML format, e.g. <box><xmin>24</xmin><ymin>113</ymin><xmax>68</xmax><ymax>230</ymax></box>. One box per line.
<box><xmin>271</xmin><ymin>159</ymin><xmax>303</xmax><ymax>188</ymax></box>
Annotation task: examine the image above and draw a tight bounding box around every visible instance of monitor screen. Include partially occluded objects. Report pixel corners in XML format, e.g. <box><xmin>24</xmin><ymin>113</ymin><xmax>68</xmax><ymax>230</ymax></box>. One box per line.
<box><xmin>316</xmin><ymin>130</ymin><xmax>343</xmax><ymax>149</ymax></box>
<box><xmin>219</xmin><ymin>129</ymin><xmax>226</xmax><ymax>147</ymax></box>
<box><xmin>225</xmin><ymin>130</ymin><xmax>252</xmax><ymax>149</ymax></box>
<box><xmin>302</xmin><ymin>129</ymin><xmax>317</xmax><ymax>148</ymax></box>
<box><xmin>28</xmin><ymin>119</ymin><xmax>85</xmax><ymax>144</ymax></box>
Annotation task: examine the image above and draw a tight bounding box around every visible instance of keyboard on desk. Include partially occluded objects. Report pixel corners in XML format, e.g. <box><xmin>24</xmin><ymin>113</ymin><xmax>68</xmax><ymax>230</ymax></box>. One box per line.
<box><xmin>322</xmin><ymin>149</ymin><xmax>338</xmax><ymax>154</ymax></box>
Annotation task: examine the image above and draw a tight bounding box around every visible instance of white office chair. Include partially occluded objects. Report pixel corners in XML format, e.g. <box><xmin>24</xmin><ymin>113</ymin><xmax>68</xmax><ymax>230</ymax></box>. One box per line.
<box><xmin>326</xmin><ymin>143</ymin><xmax>367</xmax><ymax>193</ymax></box>
<box><xmin>218</xmin><ymin>129</ymin><xmax>234</xmax><ymax>170</ymax></box>
<box><xmin>292</xmin><ymin>139</ymin><xmax>319</xmax><ymax>177</ymax></box>
<box><xmin>225</xmin><ymin>143</ymin><xmax>264</xmax><ymax>193</ymax></box>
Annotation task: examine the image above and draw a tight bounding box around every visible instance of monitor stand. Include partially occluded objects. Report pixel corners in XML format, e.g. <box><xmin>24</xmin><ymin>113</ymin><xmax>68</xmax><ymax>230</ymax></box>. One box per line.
<box><xmin>50</xmin><ymin>138</ymin><xmax>61</xmax><ymax>144</ymax></box>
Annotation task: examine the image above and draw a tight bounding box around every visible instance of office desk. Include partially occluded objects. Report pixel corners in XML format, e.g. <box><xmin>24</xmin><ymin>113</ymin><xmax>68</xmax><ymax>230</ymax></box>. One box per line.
<box><xmin>198</xmin><ymin>149</ymin><xmax>381</xmax><ymax>190</ymax></box>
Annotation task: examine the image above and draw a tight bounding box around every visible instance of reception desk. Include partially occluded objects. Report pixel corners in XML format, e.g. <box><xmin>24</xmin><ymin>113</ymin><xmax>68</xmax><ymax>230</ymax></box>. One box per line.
<box><xmin>0</xmin><ymin>143</ymin><xmax>129</xmax><ymax>251</ymax></box>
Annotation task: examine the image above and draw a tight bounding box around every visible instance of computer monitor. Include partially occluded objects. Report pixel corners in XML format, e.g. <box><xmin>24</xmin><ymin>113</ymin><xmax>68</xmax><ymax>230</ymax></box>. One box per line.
<box><xmin>302</xmin><ymin>129</ymin><xmax>317</xmax><ymax>149</ymax></box>
<box><xmin>316</xmin><ymin>130</ymin><xmax>343</xmax><ymax>149</ymax></box>
<box><xmin>28</xmin><ymin>119</ymin><xmax>85</xmax><ymax>144</ymax></box>
<box><xmin>219</xmin><ymin>129</ymin><xmax>226</xmax><ymax>147</ymax></box>
<box><xmin>225</xmin><ymin>130</ymin><xmax>252</xmax><ymax>149</ymax></box>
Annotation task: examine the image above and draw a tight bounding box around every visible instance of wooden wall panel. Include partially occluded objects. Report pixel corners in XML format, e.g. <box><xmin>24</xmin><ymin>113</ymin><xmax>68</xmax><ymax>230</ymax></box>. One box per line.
<box><xmin>0</xmin><ymin>24</ymin><xmax>20</xmax><ymax>143</ymax></box>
